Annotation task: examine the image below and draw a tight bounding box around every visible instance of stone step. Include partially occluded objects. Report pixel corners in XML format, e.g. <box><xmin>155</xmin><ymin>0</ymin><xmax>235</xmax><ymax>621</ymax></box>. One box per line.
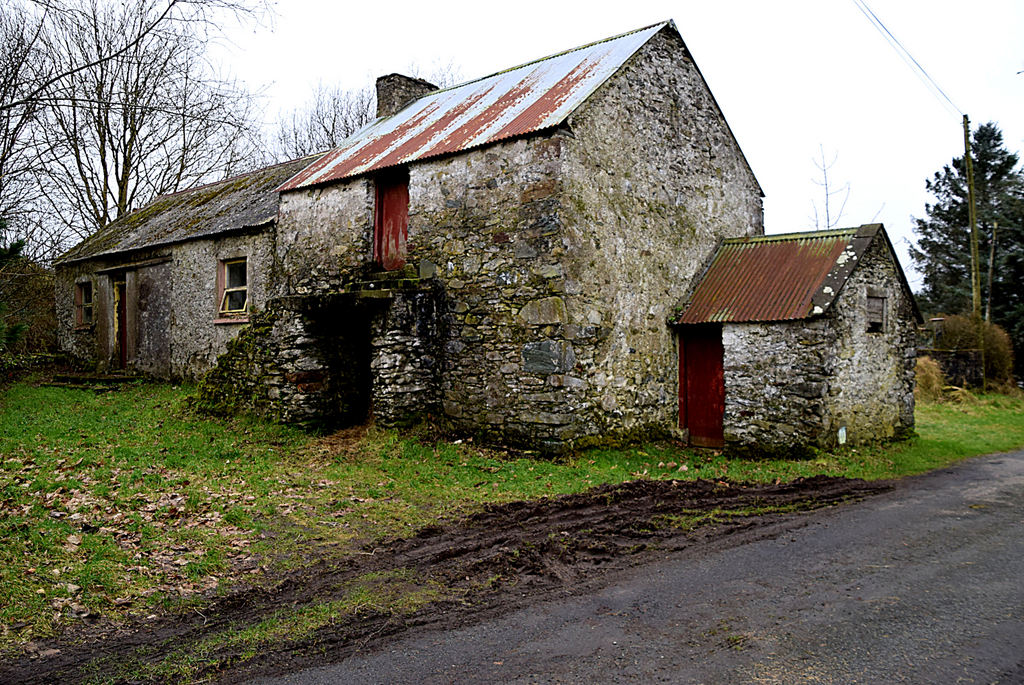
<box><xmin>359</xmin><ymin>265</ymin><xmax>420</xmax><ymax>282</ymax></box>
<box><xmin>346</xmin><ymin>270</ymin><xmax>436</xmax><ymax>299</ymax></box>
<box><xmin>42</xmin><ymin>373</ymin><xmax>146</xmax><ymax>391</ymax></box>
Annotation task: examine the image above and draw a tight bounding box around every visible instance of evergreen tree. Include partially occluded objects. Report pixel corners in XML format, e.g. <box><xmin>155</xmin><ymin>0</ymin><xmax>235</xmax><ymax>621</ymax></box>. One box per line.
<box><xmin>0</xmin><ymin>224</ymin><xmax>28</xmax><ymax>353</ymax></box>
<box><xmin>910</xmin><ymin>122</ymin><xmax>1024</xmax><ymax>377</ymax></box>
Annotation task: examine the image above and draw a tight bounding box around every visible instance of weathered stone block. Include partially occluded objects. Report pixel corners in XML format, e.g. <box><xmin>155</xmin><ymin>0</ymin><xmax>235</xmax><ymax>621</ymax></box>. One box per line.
<box><xmin>790</xmin><ymin>381</ymin><xmax>826</xmax><ymax>399</ymax></box>
<box><xmin>521</xmin><ymin>411</ymin><xmax>573</xmax><ymax>425</ymax></box>
<box><xmin>518</xmin><ymin>296</ymin><xmax>567</xmax><ymax>325</ymax></box>
<box><xmin>522</xmin><ymin>340</ymin><xmax>575</xmax><ymax>374</ymax></box>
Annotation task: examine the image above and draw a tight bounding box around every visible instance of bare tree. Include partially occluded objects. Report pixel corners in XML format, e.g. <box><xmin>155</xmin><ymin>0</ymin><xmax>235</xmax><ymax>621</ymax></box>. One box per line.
<box><xmin>272</xmin><ymin>82</ymin><xmax>376</xmax><ymax>160</ymax></box>
<box><xmin>809</xmin><ymin>144</ymin><xmax>850</xmax><ymax>230</ymax></box>
<box><xmin>271</xmin><ymin>63</ymin><xmax>464</xmax><ymax>161</ymax></box>
<box><xmin>1</xmin><ymin>0</ymin><xmax>269</xmax><ymax>114</ymax></box>
<box><xmin>36</xmin><ymin>1</ymin><xmax>263</xmax><ymax>242</ymax></box>
<box><xmin>0</xmin><ymin>0</ymin><xmax>268</xmax><ymax>259</ymax></box>
<box><xmin>0</xmin><ymin>6</ymin><xmax>48</xmax><ymax>254</ymax></box>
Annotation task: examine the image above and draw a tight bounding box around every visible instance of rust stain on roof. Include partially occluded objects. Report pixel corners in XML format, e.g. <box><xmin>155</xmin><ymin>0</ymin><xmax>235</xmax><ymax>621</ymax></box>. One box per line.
<box><xmin>677</xmin><ymin>229</ymin><xmax>861</xmax><ymax>324</ymax></box>
<box><xmin>493</xmin><ymin>57</ymin><xmax>603</xmax><ymax>142</ymax></box>
<box><xmin>278</xmin><ymin>22</ymin><xmax>668</xmax><ymax>191</ymax></box>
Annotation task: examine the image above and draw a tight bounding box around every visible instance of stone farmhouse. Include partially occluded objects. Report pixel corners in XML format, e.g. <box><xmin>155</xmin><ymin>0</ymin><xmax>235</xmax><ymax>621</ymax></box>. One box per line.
<box><xmin>55</xmin><ymin>21</ymin><xmax>920</xmax><ymax>454</ymax></box>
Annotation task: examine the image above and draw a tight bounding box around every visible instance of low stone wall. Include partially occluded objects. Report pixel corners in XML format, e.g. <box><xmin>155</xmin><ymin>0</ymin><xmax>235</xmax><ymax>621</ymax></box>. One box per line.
<box><xmin>919</xmin><ymin>348</ymin><xmax>982</xmax><ymax>388</ymax></box>
<box><xmin>194</xmin><ymin>298</ymin><xmax>329</xmax><ymax>427</ymax></box>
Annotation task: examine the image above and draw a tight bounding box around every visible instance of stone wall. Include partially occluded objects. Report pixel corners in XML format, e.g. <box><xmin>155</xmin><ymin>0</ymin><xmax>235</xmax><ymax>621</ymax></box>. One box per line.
<box><xmin>827</xmin><ymin>237</ymin><xmax>917</xmax><ymax>443</ymax></box>
<box><xmin>370</xmin><ymin>288</ymin><xmax>445</xmax><ymax>426</ymax></box>
<box><xmin>195</xmin><ymin>296</ymin><xmax>353</xmax><ymax>428</ymax></box>
<box><xmin>274</xmin><ymin>180</ymin><xmax>373</xmax><ymax>297</ymax></box>
<box><xmin>56</xmin><ymin>258</ymin><xmax>114</xmax><ymax>366</ymax></box>
<box><xmin>168</xmin><ymin>232</ymin><xmax>275</xmax><ymax>376</ymax></box>
<box><xmin>918</xmin><ymin>348</ymin><xmax>982</xmax><ymax>388</ymax></box>
<box><xmin>557</xmin><ymin>26</ymin><xmax>764</xmax><ymax>441</ymax></box>
<box><xmin>721</xmin><ymin>320</ymin><xmax>834</xmax><ymax>455</ymax></box>
<box><xmin>410</xmin><ymin>135</ymin><xmax>579</xmax><ymax>447</ymax></box>
<box><xmin>55</xmin><ymin>229</ymin><xmax>274</xmax><ymax>378</ymax></box>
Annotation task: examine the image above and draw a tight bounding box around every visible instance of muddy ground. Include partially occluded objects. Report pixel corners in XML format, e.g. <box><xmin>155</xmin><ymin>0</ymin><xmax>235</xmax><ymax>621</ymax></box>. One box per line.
<box><xmin>0</xmin><ymin>475</ymin><xmax>889</xmax><ymax>684</ymax></box>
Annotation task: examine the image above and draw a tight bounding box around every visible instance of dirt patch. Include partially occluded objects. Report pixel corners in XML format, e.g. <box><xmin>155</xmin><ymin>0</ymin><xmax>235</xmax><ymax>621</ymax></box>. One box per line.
<box><xmin>0</xmin><ymin>475</ymin><xmax>889</xmax><ymax>684</ymax></box>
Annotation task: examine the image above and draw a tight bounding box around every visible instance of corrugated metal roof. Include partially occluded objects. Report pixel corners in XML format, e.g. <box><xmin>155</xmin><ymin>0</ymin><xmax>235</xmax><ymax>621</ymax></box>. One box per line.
<box><xmin>677</xmin><ymin>228</ymin><xmax>869</xmax><ymax>324</ymax></box>
<box><xmin>58</xmin><ymin>154</ymin><xmax>324</xmax><ymax>264</ymax></box>
<box><xmin>278</xmin><ymin>22</ymin><xmax>668</xmax><ymax>191</ymax></box>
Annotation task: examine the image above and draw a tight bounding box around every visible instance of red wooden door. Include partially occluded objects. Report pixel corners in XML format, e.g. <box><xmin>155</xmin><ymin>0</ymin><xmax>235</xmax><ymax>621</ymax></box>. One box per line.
<box><xmin>373</xmin><ymin>169</ymin><xmax>409</xmax><ymax>271</ymax></box>
<box><xmin>679</xmin><ymin>325</ymin><xmax>724</xmax><ymax>448</ymax></box>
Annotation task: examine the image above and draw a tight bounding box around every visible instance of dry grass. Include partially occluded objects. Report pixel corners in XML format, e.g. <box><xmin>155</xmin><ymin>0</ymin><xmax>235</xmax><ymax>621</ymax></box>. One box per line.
<box><xmin>915</xmin><ymin>356</ymin><xmax>946</xmax><ymax>402</ymax></box>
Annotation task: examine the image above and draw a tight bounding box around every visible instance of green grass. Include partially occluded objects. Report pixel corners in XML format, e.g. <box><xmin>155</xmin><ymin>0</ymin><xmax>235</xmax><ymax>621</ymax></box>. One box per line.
<box><xmin>2</xmin><ymin>380</ymin><xmax>1023</xmax><ymax>653</ymax></box>
<box><xmin>0</xmin><ymin>382</ymin><xmax>308</xmax><ymax>643</ymax></box>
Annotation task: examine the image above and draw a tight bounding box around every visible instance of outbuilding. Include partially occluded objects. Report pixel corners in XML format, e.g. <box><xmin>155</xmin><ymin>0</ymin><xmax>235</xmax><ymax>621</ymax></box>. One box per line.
<box><xmin>675</xmin><ymin>225</ymin><xmax>921</xmax><ymax>454</ymax></box>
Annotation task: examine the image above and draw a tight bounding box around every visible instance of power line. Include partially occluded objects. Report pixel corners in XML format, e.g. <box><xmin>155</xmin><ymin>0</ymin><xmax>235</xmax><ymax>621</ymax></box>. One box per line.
<box><xmin>851</xmin><ymin>0</ymin><xmax>963</xmax><ymax>118</ymax></box>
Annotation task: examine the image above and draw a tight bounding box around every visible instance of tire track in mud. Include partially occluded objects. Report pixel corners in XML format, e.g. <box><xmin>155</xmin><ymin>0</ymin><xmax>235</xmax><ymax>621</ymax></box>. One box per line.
<box><xmin>1</xmin><ymin>476</ymin><xmax>890</xmax><ymax>684</ymax></box>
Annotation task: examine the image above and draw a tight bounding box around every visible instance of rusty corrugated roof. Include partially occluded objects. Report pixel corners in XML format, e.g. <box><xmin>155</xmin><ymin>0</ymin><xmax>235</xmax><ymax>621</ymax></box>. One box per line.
<box><xmin>58</xmin><ymin>154</ymin><xmax>324</xmax><ymax>264</ymax></box>
<box><xmin>677</xmin><ymin>227</ymin><xmax>878</xmax><ymax>324</ymax></box>
<box><xmin>278</xmin><ymin>22</ymin><xmax>668</xmax><ymax>191</ymax></box>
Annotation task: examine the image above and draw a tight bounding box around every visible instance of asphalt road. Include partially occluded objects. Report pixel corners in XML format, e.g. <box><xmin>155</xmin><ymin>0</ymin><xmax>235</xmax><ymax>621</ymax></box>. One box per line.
<box><xmin>253</xmin><ymin>450</ymin><xmax>1024</xmax><ymax>684</ymax></box>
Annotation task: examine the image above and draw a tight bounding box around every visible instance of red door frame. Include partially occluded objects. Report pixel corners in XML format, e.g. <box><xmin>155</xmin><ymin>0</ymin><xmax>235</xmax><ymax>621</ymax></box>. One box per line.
<box><xmin>678</xmin><ymin>324</ymin><xmax>725</xmax><ymax>448</ymax></box>
<box><xmin>373</xmin><ymin>168</ymin><xmax>409</xmax><ymax>271</ymax></box>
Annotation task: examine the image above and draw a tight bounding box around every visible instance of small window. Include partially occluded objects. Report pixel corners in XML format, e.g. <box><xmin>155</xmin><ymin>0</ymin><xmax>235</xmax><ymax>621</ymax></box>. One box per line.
<box><xmin>74</xmin><ymin>281</ymin><xmax>93</xmax><ymax>327</ymax></box>
<box><xmin>867</xmin><ymin>295</ymin><xmax>886</xmax><ymax>333</ymax></box>
<box><xmin>218</xmin><ymin>258</ymin><xmax>248</xmax><ymax>316</ymax></box>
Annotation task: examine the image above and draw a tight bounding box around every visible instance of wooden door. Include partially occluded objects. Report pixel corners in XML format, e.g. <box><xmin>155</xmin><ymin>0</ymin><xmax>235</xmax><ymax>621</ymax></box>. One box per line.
<box><xmin>114</xmin><ymin>280</ymin><xmax>127</xmax><ymax>369</ymax></box>
<box><xmin>679</xmin><ymin>324</ymin><xmax>724</xmax><ymax>448</ymax></box>
<box><xmin>373</xmin><ymin>168</ymin><xmax>409</xmax><ymax>271</ymax></box>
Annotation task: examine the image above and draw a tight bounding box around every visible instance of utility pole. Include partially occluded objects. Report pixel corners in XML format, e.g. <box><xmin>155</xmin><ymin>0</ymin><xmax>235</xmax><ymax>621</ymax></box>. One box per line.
<box><xmin>964</xmin><ymin>115</ymin><xmax>981</xmax><ymax>318</ymax></box>
<box><xmin>963</xmin><ymin>114</ymin><xmax>986</xmax><ymax>390</ymax></box>
<box><xmin>986</xmin><ymin>221</ymin><xmax>998</xmax><ymax>323</ymax></box>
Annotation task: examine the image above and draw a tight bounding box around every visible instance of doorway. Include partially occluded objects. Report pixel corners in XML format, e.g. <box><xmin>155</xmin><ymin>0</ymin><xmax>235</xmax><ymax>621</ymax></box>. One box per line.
<box><xmin>678</xmin><ymin>324</ymin><xmax>724</xmax><ymax>448</ymax></box>
<box><xmin>113</xmin><ymin>280</ymin><xmax>127</xmax><ymax>369</ymax></box>
<box><xmin>373</xmin><ymin>167</ymin><xmax>409</xmax><ymax>271</ymax></box>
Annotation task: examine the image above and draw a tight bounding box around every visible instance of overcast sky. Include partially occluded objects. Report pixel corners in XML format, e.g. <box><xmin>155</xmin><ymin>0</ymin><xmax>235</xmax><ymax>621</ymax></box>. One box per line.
<box><xmin>216</xmin><ymin>0</ymin><xmax>1024</xmax><ymax>289</ymax></box>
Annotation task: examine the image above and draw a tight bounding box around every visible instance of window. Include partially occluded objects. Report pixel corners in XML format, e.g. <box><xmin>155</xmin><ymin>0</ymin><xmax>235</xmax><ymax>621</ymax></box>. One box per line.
<box><xmin>867</xmin><ymin>294</ymin><xmax>886</xmax><ymax>333</ymax></box>
<box><xmin>74</xmin><ymin>281</ymin><xmax>93</xmax><ymax>327</ymax></box>
<box><xmin>218</xmin><ymin>258</ymin><xmax>248</xmax><ymax>316</ymax></box>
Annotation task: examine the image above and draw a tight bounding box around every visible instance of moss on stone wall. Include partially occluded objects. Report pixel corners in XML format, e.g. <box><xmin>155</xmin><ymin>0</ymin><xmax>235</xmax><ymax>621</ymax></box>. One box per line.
<box><xmin>192</xmin><ymin>305</ymin><xmax>279</xmax><ymax>420</ymax></box>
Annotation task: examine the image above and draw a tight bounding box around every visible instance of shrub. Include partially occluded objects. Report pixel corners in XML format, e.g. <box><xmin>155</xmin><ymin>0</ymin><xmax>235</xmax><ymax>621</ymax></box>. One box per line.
<box><xmin>934</xmin><ymin>314</ymin><xmax>1015</xmax><ymax>386</ymax></box>
<box><xmin>0</xmin><ymin>254</ymin><xmax>56</xmax><ymax>354</ymax></box>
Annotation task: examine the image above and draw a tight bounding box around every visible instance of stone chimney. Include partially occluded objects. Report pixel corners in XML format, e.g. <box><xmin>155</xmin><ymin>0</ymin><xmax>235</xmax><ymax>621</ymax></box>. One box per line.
<box><xmin>375</xmin><ymin>74</ymin><xmax>439</xmax><ymax>118</ymax></box>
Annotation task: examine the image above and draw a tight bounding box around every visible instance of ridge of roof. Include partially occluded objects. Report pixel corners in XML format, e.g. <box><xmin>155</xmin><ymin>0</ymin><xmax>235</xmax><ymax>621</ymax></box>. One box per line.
<box><xmin>722</xmin><ymin>227</ymin><xmax>860</xmax><ymax>245</ymax></box>
<box><xmin>156</xmin><ymin>152</ymin><xmax>325</xmax><ymax>201</ymax></box>
<box><xmin>427</xmin><ymin>20</ymin><xmax>671</xmax><ymax>98</ymax></box>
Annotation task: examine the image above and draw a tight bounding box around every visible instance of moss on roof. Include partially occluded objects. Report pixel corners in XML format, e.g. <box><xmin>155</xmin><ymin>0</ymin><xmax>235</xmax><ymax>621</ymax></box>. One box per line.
<box><xmin>58</xmin><ymin>154</ymin><xmax>323</xmax><ymax>264</ymax></box>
